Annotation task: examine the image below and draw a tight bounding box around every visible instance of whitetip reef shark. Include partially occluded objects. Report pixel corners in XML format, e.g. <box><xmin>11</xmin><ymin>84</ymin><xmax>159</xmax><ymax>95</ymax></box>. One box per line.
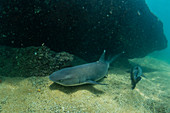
<box><xmin>49</xmin><ymin>50</ymin><xmax>124</xmax><ymax>86</ymax></box>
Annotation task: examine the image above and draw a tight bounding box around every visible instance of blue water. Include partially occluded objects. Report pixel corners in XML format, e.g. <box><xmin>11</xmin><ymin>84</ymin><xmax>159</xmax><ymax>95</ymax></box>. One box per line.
<box><xmin>146</xmin><ymin>0</ymin><xmax>170</xmax><ymax>63</ymax></box>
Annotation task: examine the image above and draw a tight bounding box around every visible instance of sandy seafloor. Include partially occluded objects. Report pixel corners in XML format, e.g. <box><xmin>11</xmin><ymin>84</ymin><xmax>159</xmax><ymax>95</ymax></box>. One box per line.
<box><xmin>0</xmin><ymin>52</ymin><xmax>170</xmax><ymax>112</ymax></box>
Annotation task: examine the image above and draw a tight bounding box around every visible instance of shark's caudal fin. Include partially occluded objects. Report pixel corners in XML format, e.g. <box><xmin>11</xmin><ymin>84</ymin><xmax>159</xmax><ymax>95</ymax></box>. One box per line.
<box><xmin>99</xmin><ymin>50</ymin><xmax>106</xmax><ymax>62</ymax></box>
<box><xmin>107</xmin><ymin>51</ymin><xmax>125</xmax><ymax>64</ymax></box>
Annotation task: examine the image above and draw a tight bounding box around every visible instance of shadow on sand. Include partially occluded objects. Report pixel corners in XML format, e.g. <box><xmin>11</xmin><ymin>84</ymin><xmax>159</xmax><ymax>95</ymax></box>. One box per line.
<box><xmin>49</xmin><ymin>82</ymin><xmax>105</xmax><ymax>95</ymax></box>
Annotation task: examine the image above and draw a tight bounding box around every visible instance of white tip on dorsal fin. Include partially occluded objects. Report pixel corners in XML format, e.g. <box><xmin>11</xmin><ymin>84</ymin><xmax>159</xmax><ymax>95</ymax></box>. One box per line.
<box><xmin>99</xmin><ymin>50</ymin><xmax>106</xmax><ymax>62</ymax></box>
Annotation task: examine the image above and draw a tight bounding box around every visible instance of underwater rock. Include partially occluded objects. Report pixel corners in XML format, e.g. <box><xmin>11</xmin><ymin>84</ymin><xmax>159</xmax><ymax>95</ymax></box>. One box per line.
<box><xmin>0</xmin><ymin>0</ymin><xmax>167</xmax><ymax>61</ymax></box>
<box><xmin>0</xmin><ymin>46</ymin><xmax>85</xmax><ymax>77</ymax></box>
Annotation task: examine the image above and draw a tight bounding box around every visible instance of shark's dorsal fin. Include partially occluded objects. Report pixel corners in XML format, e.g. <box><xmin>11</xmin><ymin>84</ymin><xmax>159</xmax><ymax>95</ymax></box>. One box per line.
<box><xmin>99</xmin><ymin>50</ymin><xmax>106</xmax><ymax>62</ymax></box>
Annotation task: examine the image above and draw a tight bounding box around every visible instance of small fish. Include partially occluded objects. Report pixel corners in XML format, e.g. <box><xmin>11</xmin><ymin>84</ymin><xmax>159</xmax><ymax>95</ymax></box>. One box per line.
<box><xmin>49</xmin><ymin>50</ymin><xmax>124</xmax><ymax>86</ymax></box>
<box><xmin>130</xmin><ymin>66</ymin><xmax>146</xmax><ymax>89</ymax></box>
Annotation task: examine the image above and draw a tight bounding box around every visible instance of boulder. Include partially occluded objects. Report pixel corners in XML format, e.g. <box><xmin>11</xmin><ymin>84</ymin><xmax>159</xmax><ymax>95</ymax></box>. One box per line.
<box><xmin>0</xmin><ymin>46</ymin><xmax>86</xmax><ymax>77</ymax></box>
<box><xmin>0</xmin><ymin>0</ymin><xmax>167</xmax><ymax>61</ymax></box>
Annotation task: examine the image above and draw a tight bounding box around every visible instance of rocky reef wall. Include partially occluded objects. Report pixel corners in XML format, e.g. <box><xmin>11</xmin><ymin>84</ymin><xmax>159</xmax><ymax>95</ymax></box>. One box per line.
<box><xmin>0</xmin><ymin>0</ymin><xmax>167</xmax><ymax>61</ymax></box>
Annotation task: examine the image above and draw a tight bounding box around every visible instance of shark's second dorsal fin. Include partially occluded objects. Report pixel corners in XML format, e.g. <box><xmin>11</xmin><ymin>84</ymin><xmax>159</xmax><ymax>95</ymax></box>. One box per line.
<box><xmin>99</xmin><ymin>50</ymin><xmax>106</xmax><ymax>62</ymax></box>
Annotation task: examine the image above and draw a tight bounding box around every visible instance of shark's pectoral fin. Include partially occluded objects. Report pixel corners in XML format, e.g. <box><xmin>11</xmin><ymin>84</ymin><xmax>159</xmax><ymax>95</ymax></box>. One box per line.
<box><xmin>104</xmin><ymin>72</ymin><xmax>108</xmax><ymax>78</ymax></box>
<box><xmin>85</xmin><ymin>80</ymin><xmax>108</xmax><ymax>85</ymax></box>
